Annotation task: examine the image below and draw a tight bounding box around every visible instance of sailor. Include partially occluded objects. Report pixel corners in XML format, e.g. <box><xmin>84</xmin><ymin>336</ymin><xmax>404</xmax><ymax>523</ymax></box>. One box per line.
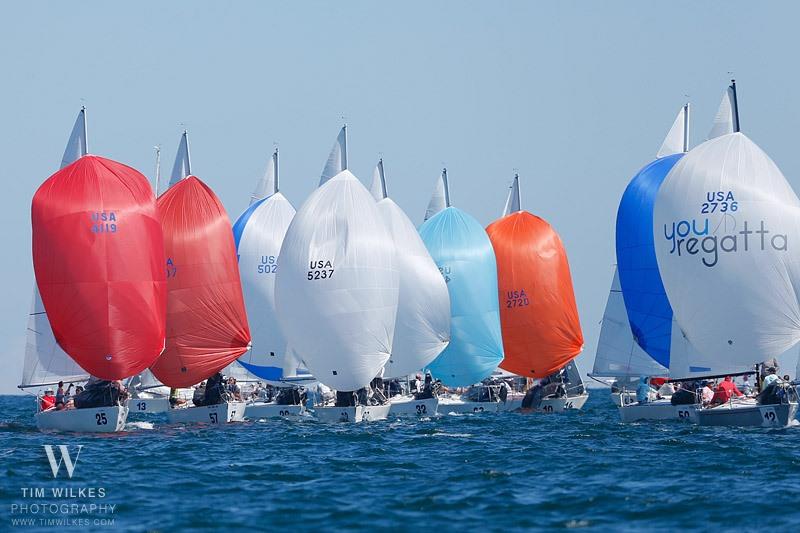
<box><xmin>657</xmin><ymin>380</ymin><xmax>675</xmax><ymax>399</ymax></box>
<box><xmin>40</xmin><ymin>389</ymin><xmax>56</xmax><ymax>411</ymax></box>
<box><xmin>700</xmin><ymin>381</ymin><xmax>715</xmax><ymax>405</ymax></box>
<box><xmin>636</xmin><ymin>377</ymin><xmax>654</xmax><ymax>404</ymax></box>
<box><xmin>192</xmin><ymin>381</ymin><xmax>207</xmax><ymax>407</ymax></box>
<box><xmin>710</xmin><ymin>376</ymin><xmax>743</xmax><ymax>405</ymax></box>
<box><xmin>762</xmin><ymin>367</ymin><xmax>782</xmax><ymax>389</ymax></box>
<box><xmin>739</xmin><ymin>375</ymin><xmax>754</xmax><ymax>396</ymax></box>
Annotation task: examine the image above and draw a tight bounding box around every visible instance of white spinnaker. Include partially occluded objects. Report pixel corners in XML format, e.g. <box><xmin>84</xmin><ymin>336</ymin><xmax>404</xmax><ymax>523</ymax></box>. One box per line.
<box><xmin>372</xmin><ymin>161</ymin><xmax>450</xmax><ymax>378</ymax></box>
<box><xmin>502</xmin><ymin>174</ymin><xmax>521</xmax><ymax>217</ymax></box>
<box><xmin>656</xmin><ymin>105</ymin><xmax>688</xmax><ymax>158</ymax></box>
<box><xmin>708</xmin><ymin>87</ymin><xmax>735</xmax><ymax>140</ymax></box>
<box><xmin>654</xmin><ymin>132</ymin><xmax>800</xmax><ymax>367</ymax></box>
<box><xmin>251</xmin><ymin>149</ymin><xmax>278</xmax><ymax>205</ymax></box>
<box><xmin>319</xmin><ymin>126</ymin><xmax>347</xmax><ymax>186</ymax></box>
<box><xmin>424</xmin><ymin>168</ymin><xmax>450</xmax><ymax>221</ymax></box>
<box><xmin>592</xmin><ymin>267</ymin><xmax>668</xmax><ymax>378</ymax></box>
<box><xmin>236</xmin><ymin>192</ymin><xmax>296</xmax><ymax>378</ymax></box>
<box><xmin>22</xmin><ymin>108</ymin><xmax>90</xmax><ymax>388</ymax></box>
<box><xmin>167</xmin><ymin>131</ymin><xmax>191</xmax><ymax>190</ymax></box>
<box><xmin>275</xmin><ymin>170</ymin><xmax>399</xmax><ymax>391</ymax></box>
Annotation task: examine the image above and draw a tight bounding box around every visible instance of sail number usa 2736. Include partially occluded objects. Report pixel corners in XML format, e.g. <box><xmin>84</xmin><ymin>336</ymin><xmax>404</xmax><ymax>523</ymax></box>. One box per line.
<box><xmin>307</xmin><ymin>260</ymin><xmax>334</xmax><ymax>280</ymax></box>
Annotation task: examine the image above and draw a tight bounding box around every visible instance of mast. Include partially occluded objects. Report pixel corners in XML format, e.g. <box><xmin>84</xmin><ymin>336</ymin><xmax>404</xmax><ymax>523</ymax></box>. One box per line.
<box><xmin>682</xmin><ymin>103</ymin><xmax>690</xmax><ymax>153</ymax></box>
<box><xmin>730</xmin><ymin>79</ymin><xmax>740</xmax><ymax>133</ymax></box>
<box><xmin>273</xmin><ymin>148</ymin><xmax>279</xmax><ymax>194</ymax></box>
<box><xmin>81</xmin><ymin>106</ymin><xmax>88</xmax><ymax>155</ymax></box>
<box><xmin>154</xmin><ymin>146</ymin><xmax>161</xmax><ymax>196</ymax></box>
<box><xmin>442</xmin><ymin>168</ymin><xmax>451</xmax><ymax>207</ymax></box>
<box><xmin>342</xmin><ymin>124</ymin><xmax>348</xmax><ymax>170</ymax></box>
<box><xmin>378</xmin><ymin>158</ymin><xmax>387</xmax><ymax>198</ymax></box>
<box><xmin>183</xmin><ymin>130</ymin><xmax>192</xmax><ymax>175</ymax></box>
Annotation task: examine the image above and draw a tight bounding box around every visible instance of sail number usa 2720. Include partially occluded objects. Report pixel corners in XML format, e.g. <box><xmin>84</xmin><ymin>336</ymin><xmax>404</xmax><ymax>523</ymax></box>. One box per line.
<box><xmin>307</xmin><ymin>260</ymin><xmax>334</xmax><ymax>280</ymax></box>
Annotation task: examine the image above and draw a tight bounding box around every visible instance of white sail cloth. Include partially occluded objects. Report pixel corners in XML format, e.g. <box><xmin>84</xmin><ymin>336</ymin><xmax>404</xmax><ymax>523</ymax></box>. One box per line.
<box><xmin>654</xmin><ymin>132</ymin><xmax>800</xmax><ymax>368</ymax></box>
<box><xmin>424</xmin><ymin>169</ymin><xmax>449</xmax><ymax>221</ymax></box>
<box><xmin>60</xmin><ymin>107</ymin><xmax>88</xmax><ymax>169</ymax></box>
<box><xmin>250</xmin><ymin>150</ymin><xmax>278</xmax><ymax>205</ymax></box>
<box><xmin>592</xmin><ymin>267</ymin><xmax>668</xmax><ymax>378</ymax></box>
<box><xmin>708</xmin><ymin>87</ymin><xmax>735</xmax><ymax>140</ymax></box>
<box><xmin>167</xmin><ymin>131</ymin><xmax>191</xmax><ymax>190</ymax></box>
<box><xmin>656</xmin><ymin>105</ymin><xmax>688</xmax><ymax>158</ymax></box>
<box><xmin>275</xmin><ymin>170</ymin><xmax>399</xmax><ymax>391</ymax></box>
<box><xmin>502</xmin><ymin>174</ymin><xmax>521</xmax><ymax>217</ymax></box>
<box><xmin>319</xmin><ymin>126</ymin><xmax>347</xmax><ymax>186</ymax></box>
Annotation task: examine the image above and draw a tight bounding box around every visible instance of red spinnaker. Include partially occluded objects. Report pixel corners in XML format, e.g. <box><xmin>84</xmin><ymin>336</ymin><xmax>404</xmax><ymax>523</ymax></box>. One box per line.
<box><xmin>486</xmin><ymin>211</ymin><xmax>583</xmax><ymax>378</ymax></box>
<box><xmin>31</xmin><ymin>155</ymin><xmax>167</xmax><ymax>380</ymax></box>
<box><xmin>150</xmin><ymin>176</ymin><xmax>251</xmax><ymax>388</ymax></box>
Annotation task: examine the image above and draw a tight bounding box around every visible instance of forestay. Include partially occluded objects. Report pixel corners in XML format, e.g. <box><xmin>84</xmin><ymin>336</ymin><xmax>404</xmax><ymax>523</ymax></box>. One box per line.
<box><xmin>275</xmin><ymin>170</ymin><xmax>399</xmax><ymax>392</ymax></box>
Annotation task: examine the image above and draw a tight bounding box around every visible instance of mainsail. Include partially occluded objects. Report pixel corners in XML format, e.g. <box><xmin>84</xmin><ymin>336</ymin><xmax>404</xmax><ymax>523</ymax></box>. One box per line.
<box><xmin>592</xmin><ymin>267</ymin><xmax>668</xmax><ymax>378</ymax></box>
<box><xmin>275</xmin><ymin>169</ymin><xmax>399</xmax><ymax>392</ymax></box>
<box><xmin>424</xmin><ymin>168</ymin><xmax>450</xmax><ymax>221</ymax></box>
<box><xmin>419</xmin><ymin>173</ymin><xmax>504</xmax><ymax>386</ymax></box>
<box><xmin>22</xmin><ymin>107</ymin><xmax>90</xmax><ymax>388</ymax></box>
<box><xmin>32</xmin><ymin>156</ymin><xmax>167</xmax><ymax>380</ymax></box>
<box><xmin>616</xmin><ymin>105</ymin><xmax>689</xmax><ymax>368</ymax></box>
<box><xmin>654</xmin><ymin>86</ymin><xmax>800</xmax><ymax>368</ymax></box>
<box><xmin>166</xmin><ymin>130</ymin><xmax>191</xmax><ymax>191</ymax></box>
<box><xmin>319</xmin><ymin>126</ymin><xmax>347</xmax><ymax>186</ymax></box>
<box><xmin>151</xmin><ymin>174</ymin><xmax>252</xmax><ymax>388</ymax></box>
<box><xmin>233</xmin><ymin>149</ymin><xmax>297</xmax><ymax>382</ymax></box>
<box><xmin>369</xmin><ymin>160</ymin><xmax>450</xmax><ymax>378</ymax></box>
<box><xmin>486</xmin><ymin>175</ymin><xmax>583</xmax><ymax>378</ymax></box>
<box><xmin>250</xmin><ymin>148</ymin><xmax>278</xmax><ymax>205</ymax></box>
<box><xmin>501</xmin><ymin>174</ymin><xmax>521</xmax><ymax>217</ymax></box>
<box><xmin>707</xmin><ymin>82</ymin><xmax>738</xmax><ymax>140</ymax></box>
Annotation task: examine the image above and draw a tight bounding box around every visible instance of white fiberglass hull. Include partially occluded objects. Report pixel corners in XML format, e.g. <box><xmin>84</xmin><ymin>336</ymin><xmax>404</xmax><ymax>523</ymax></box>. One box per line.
<box><xmin>388</xmin><ymin>396</ymin><xmax>438</xmax><ymax>417</ymax></box>
<box><xmin>612</xmin><ymin>391</ymin><xmax>637</xmax><ymax>407</ymax></box>
<box><xmin>245</xmin><ymin>402</ymin><xmax>306</xmax><ymax>419</ymax></box>
<box><xmin>538</xmin><ymin>393</ymin><xmax>589</xmax><ymax>413</ymax></box>
<box><xmin>166</xmin><ymin>402</ymin><xmax>246</xmax><ymax>425</ymax></box>
<box><xmin>126</xmin><ymin>397</ymin><xmax>171</xmax><ymax>414</ymax></box>
<box><xmin>618</xmin><ymin>399</ymin><xmax>696</xmax><ymax>423</ymax></box>
<box><xmin>438</xmin><ymin>395</ymin><xmax>500</xmax><ymax>414</ymax></box>
<box><xmin>36</xmin><ymin>406</ymin><xmax>128</xmax><ymax>433</ymax></box>
<box><xmin>694</xmin><ymin>400</ymin><xmax>798</xmax><ymax>428</ymax></box>
<box><xmin>313</xmin><ymin>404</ymin><xmax>391</xmax><ymax>423</ymax></box>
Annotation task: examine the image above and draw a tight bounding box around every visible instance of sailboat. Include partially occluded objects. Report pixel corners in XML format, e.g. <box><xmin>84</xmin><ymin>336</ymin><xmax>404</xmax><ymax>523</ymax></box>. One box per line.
<box><xmin>151</xmin><ymin>131</ymin><xmax>252</xmax><ymax>425</ymax></box>
<box><xmin>368</xmin><ymin>159</ymin><xmax>451</xmax><ymax>416</ymax></box>
<box><xmin>274</xmin><ymin>127</ymin><xmax>400</xmax><ymax>422</ymax></box>
<box><xmin>486</xmin><ymin>174</ymin><xmax>588</xmax><ymax>413</ymax></box>
<box><xmin>30</xmin><ymin>108</ymin><xmax>167</xmax><ymax>432</ymax></box>
<box><xmin>654</xmin><ymin>81</ymin><xmax>800</xmax><ymax>427</ymax></box>
<box><xmin>589</xmin><ymin>267</ymin><xmax>669</xmax><ymax>407</ymax></box>
<box><xmin>232</xmin><ymin>148</ymin><xmax>313</xmax><ymax>419</ymax></box>
<box><xmin>419</xmin><ymin>169</ymin><xmax>505</xmax><ymax>413</ymax></box>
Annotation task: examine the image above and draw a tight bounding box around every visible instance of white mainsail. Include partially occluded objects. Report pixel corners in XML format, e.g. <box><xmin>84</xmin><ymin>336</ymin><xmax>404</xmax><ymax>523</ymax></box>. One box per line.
<box><xmin>250</xmin><ymin>148</ymin><xmax>278</xmax><ymax>205</ymax></box>
<box><xmin>167</xmin><ymin>130</ymin><xmax>191</xmax><ymax>191</ymax></box>
<box><xmin>424</xmin><ymin>168</ymin><xmax>450</xmax><ymax>221</ymax></box>
<box><xmin>275</xmin><ymin>170</ymin><xmax>399</xmax><ymax>391</ymax></box>
<box><xmin>21</xmin><ymin>108</ymin><xmax>90</xmax><ymax>389</ymax></box>
<box><xmin>707</xmin><ymin>83</ymin><xmax>737</xmax><ymax>140</ymax></box>
<box><xmin>656</xmin><ymin>104</ymin><xmax>689</xmax><ymax>158</ymax></box>
<box><xmin>667</xmin><ymin>317</ymin><xmax>752</xmax><ymax>379</ymax></box>
<box><xmin>319</xmin><ymin>126</ymin><xmax>347</xmax><ymax>186</ymax></box>
<box><xmin>592</xmin><ymin>267</ymin><xmax>668</xmax><ymax>378</ymax></box>
<box><xmin>370</xmin><ymin>160</ymin><xmax>450</xmax><ymax>378</ymax></box>
<box><xmin>654</xmin><ymin>130</ymin><xmax>800</xmax><ymax>368</ymax></box>
<box><xmin>502</xmin><ymin>174</ymin><xmax>521</xmax><ymax>217</ymax></box>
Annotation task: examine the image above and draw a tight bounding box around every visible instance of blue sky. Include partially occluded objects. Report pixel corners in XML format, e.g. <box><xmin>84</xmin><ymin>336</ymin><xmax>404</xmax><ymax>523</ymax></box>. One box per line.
<box><xmin>2</xmin><ymin>1</ymin><xmax>799</xmax><ymax>392</ymax></box>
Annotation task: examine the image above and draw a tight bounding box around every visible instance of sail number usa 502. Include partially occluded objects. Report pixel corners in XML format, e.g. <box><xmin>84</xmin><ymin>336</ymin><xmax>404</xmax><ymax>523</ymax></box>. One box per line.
<box><xmin>307</xmin><ymin>260</ymin><xmax>334</xmax><ymax>280</ymax></box>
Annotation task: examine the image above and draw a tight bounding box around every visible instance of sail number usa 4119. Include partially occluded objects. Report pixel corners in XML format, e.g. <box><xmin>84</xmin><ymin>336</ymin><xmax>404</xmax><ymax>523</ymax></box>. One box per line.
<box><xmin>307</xmin><ymin>260</ymin><xmax>334</xmax><ymax>280</ymax></box>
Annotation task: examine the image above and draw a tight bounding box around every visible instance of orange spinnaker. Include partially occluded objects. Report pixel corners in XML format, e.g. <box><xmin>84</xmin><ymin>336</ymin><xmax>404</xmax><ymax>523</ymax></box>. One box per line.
<box><xmin>150</xmin><ymin>176</ymin><xmax>251</xmax><ymax>388</ymax></box>
<box><xmin>486</xmin><ymin>211</ymin><xmax>583</xmax><ymax>378</ymax></box>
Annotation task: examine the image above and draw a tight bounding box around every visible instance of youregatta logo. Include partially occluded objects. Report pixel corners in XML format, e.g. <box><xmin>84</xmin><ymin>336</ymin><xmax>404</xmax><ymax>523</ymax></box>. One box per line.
<box><xmin>662</xmin><ymin>191</ymin><xmax>788</xmax><ymax>267</ymax></box>
<box><xmin>43</xmin><ymin>445</ymin><xmax>83</xmax><ymax>479</ymax></box>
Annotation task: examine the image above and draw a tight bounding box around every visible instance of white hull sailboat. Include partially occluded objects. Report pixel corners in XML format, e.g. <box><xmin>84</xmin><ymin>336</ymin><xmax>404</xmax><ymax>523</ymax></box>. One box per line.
<box><xmin>245</xmin><ymin>402</ymin><xmax>307</xmax><ymax>419</ymax></box>
<box><xmin>438</xmin><ymin>394</ymin><xmax>501</xmax><ymax>414</ymax></box>
<box><xmin>313</xmin><ymin>404</ymin><xmax>391</xmax><ymax>423</ymax></box>
<box><xmin>36</xmin><ymin>406</ymin><xmax>128</xmax><ymax>433</ymax></box>
<box><xmin>617</xmin><ymin>398</ymin><xmax>696</xmax><ymax>423</ymax></box>
<box><xmin>693</xmin><ymin>399</ymin><xmax>797</xmax><ymax>428</ymax></box>
<box><xmin>167</xmin><ymin>402</ymin><xmax>247</xmax><ymax>425</ymax></box>
<box><xmin>387</xmin><ymin>396</ymin><xmax>438</xmax><ymax>417</ymax></box>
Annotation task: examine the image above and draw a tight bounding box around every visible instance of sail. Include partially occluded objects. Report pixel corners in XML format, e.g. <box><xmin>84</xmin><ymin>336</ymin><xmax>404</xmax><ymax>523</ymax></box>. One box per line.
<box><xmin>654</xmin><ymin>132</ymin><xmax>800</xmax><ymax>367</ymax></box>
<box><xmin>562</xmin><ymin>360</ymin><xmax>586</xmax><ymax>395</ymax></box>
<box><xmin>502</xmin><ymin>174</ymin><xmax>521</xmax><ymax>217</ymax></box>
<box><xmin>319</xmin><ymin>126</ymin><xmax>347</xmax><ymax>186</ymax></box>
<box><xmin>250</xmin><ymin>149</ymin><xmax>278</xmax><ymax>205</ymax></box>
<box><xmin>592</xmin><ymin>268</ymin><xmax>668</xmax><ymax>378</ymax></box>
<box><xmin>60</xmin><ymin>107</ymin><xmax>88</xmax><ymax>169</ymax></box>
<box><xmin>370</xmin><ymin>159</ymin><xmax>387</xmax><ymax>201</ymax></box>
<box><xmin>708</xmin><ymin>86</ymin><xmax>736</xmax><ymax>140</ymax></box>
<box><xmin>275</xmin><ymin>170</ymin><xmax>399</xmax><ymax>391</ymax></box>
<box><xmin>667</xmin><ymin>317</ymin><xmax>751</xmax><ymax>379</ymax></box>
<box><xmin>167</xmin><ymin>131</ymin><xmax>191</xmax><ymax>191</ymax></box>
<box><xmin>616</xmin><ymin>153</ymin><xmax>684</xmax><ymax>367</ymax></box>
<box><xmin>424</xmin><ymin>169</ymin><xmax>450</xmax><ymax>221</ymax></box>
<box><xmin>419</xmin><ymin>207</ymin><xmax>504</xmax><ymax>386</ymax></box>
<box><xmin>656</xmin><ymin>105</ymin><xmax>688</xmax><ymax>158</ymax></box>
<box><xmin>486</xmin><ymin>209</ymin><xmax>583</xmax><ymax>378</ymax></box>
<box><xmin>151</xmin><ymin>176</ymin><xmax>252</xmax><ymax>388</ymax></box>
<box><xmin>32</xmin><ymin>156</ymin><xmax>167</xmax><ymax>380</ymax></box>
<box><xmin>233</xmin><ymin>189</ymin><xmax>296</xmax><ymax>381</ymax></box>
<box><xmin>374</xmin><ymin>164</ymin><xmax>450</xmax><ymax>378</ymax></box>
<box><xmin>22</xmin><ymin>108</ymin><xmax>91</xmax><ymax>388</ymax></box>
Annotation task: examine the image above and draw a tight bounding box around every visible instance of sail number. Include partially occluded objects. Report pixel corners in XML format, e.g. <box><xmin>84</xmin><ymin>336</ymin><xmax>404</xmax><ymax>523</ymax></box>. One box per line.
<box><xmin>307</xmin><ymin>260</ymin><xmax>334</xmax><ymax>281</ymax></box>
<box><xmin>415</xmin><ymin>404</ymin><xmax>427</xmax><ymax>415</ymax></box>
<box><xmin>258</xmin><ymin>255</ymin><xmax>278</xmax><ymax>274</ymax></box>
<box><xmin>209</xmin><ymin>412</ymin><xmax>219</xmax><ymax>424</ymax></box>
<box><xmin>505</xmin><ymin>289</ymin><xmax>529</xmax><ymax>309</ymax></box>
<box><xmin>90</xmin><ymin>211</ymin><xmax>117</xmax><ymax>233</ymax></box>
<box><xmin>95</xmin><ymin>412</ymin><xmax>108</xmax><ymax>425</ymax></box>
<box><xmin>701</xmin><ymin>191</ymin><xmax>738</xmax><ymax>214</ymax></box>
<box><xmin>137</xmin><ymin>402</ymin><xmax>147</xmax><ymax>411</ymax></box>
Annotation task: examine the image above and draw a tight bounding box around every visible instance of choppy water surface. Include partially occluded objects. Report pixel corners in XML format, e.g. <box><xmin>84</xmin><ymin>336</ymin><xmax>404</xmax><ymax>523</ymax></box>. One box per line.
<box><xmin>1</xmin><ymin>393</ymin><xmax>799</xmax><ymax>531</ymax></box>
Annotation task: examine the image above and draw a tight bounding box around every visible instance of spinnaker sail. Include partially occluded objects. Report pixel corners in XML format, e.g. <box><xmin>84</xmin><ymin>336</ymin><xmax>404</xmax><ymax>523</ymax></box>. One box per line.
<box><xmin>32</xmin><ymin>156</ymin><xmax>167</xmax><ymax>380</ymax></box>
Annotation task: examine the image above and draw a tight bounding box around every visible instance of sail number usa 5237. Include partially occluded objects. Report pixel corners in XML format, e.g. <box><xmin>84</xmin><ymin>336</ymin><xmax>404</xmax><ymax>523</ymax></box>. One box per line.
<box><xmin>307</xmin><ymin>260</ymin><xmax>334</xmax><ymax>280</ymax></box>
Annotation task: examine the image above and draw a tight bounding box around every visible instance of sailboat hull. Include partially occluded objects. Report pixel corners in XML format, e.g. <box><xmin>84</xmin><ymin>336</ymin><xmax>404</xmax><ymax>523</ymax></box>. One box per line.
<box><xmin>694</xmin><ymin>401</ymin><xmax>798</xmax><ymax>428</ymax></box>
<box><xmin>36</xmin><ymin>406</ymin><xmax>128</xmax><ymax>433</ymax></box>
<box><xmin>438</xmin><ymin>395</ymin><xmax>501</xmax><ymax>414</ymax></box>
<box><xmin>313</xmin><ymin>404</ymin><xmax>391</xmax><ymax>423</ymax></box>
<box><xmin>618</xmin><ymin>399</ymin><xmax>695</xmax><ymax>422</ymax></box>
<box><xmin>245</xmin><ymin>402</ymin><xmax>306</xmax><ymax>419</ymax></box>
<box><xmin>126</xmin><ymin>397</ymin><xmax>171</xmax><ymax>414</ymax></box>
<box><xmin>532</xmin><ymin>393</ymin><xmax>589</xmax><ymax>413</ymax></box>
<box><xmin>166</xmin><ymin>402</ymin><xmax>246</xmax><ymax>425</ymax></box>
<box><xmin>388</xmin><ymin>397</ymin><xmax>438</xmax><ymax>417</ymax></box>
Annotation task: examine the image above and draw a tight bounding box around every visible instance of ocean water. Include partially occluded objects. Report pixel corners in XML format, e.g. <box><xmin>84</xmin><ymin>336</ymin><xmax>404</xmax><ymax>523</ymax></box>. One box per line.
<box><xmin>1</xmin><ymin>393</ymin><xmax>799</xmax><ymax>532</ymax></box>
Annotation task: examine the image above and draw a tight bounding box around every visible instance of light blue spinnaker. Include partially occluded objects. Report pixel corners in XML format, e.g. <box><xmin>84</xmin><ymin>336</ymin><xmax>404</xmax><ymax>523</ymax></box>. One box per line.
<box><xmin>419</xmin><ymin>206</ymin><xmax>504</xmax><ymax>386</ymax></box>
